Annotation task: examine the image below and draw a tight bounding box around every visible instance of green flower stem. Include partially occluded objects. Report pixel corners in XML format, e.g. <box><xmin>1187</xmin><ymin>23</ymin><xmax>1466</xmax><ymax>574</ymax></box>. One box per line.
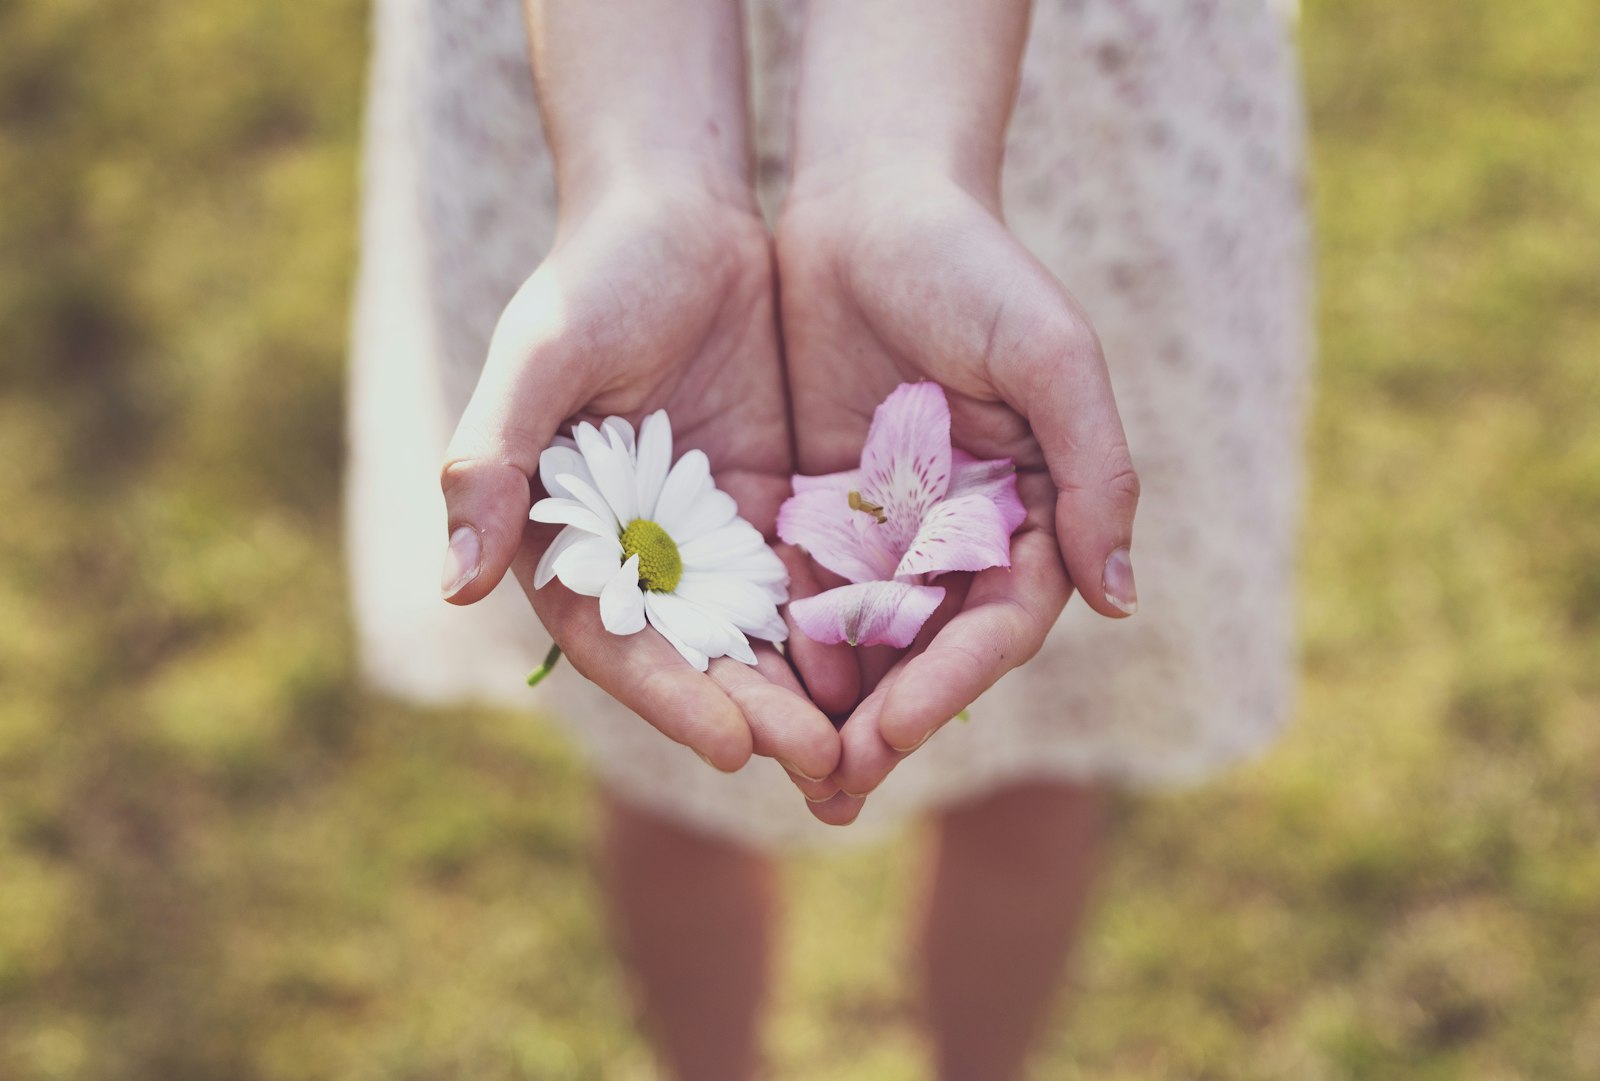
<box><xmin>526</xmin><ymin>643</ymin><xmax>564</xmax><ymax>687</ymax></box>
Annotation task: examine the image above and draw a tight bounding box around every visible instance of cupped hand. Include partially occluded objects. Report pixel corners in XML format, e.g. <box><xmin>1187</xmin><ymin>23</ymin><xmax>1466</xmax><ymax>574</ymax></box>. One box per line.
<box><xmin>439</xmin><ymin>174</ymin><xmax>840</xmax><ymax>790</ymax></box>
<box><xmin>776</xmin><ymin>167</ymin><xmax>1141</xmax><ymax>824</ymax></box>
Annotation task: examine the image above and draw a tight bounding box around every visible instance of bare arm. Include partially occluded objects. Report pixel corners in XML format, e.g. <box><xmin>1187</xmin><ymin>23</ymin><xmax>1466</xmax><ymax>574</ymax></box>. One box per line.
<box><xmin>791</xmin><ymin>0</ymin><xmax>1031</xmax><ymax>201</ymax></box>
<box><xmin>523</xmin><ymin>0</ymin><xmax>755</xmax><ymax>209</ymax></box>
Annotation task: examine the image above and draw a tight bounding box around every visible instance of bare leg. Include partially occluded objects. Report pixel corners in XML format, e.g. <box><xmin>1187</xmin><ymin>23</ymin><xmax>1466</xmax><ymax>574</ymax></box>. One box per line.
<box><xmin>919</xmin><ymin>781</ymin><xmax>1108</xmax><ymax>1081</ymax></box>
<box><xmin>597</xmin><ymin>789</ymin><xmax>776</xmax><ymax>1081</ymax></box>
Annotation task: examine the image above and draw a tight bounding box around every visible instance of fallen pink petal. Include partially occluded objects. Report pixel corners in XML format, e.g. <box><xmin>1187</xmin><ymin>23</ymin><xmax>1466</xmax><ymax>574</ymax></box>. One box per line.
<box><xmin>789</xmin><ymin>581</ymin><xmax>945</xmax><ymax>649</ymax></box>
<box><xmin>777</xmin><ymin>381</ymin><xmax>1023</xmax><ymax>647</ymax></box>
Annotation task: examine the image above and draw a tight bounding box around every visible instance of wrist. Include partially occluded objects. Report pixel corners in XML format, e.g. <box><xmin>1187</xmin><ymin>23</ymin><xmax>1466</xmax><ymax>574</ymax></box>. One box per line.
<box><xmin>553</xmin><ymin>148</ymin><xmax>759</xmax><ymax>225</ymax></box>
<box><xmin>787</xmin><ymin>0</ymin><xmax>1025</xmax><ymax>215</ymax></box>
<box><xmin>785</xmin><ymin>136</ymin><xmax>1003</xmax><ymax>219</ymax></box>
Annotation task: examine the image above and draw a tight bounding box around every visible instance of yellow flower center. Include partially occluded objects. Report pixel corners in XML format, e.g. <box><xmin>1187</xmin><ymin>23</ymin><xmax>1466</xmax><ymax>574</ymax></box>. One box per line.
<box><xmin>619</xmin><ymin>518</ymin><xmax>683</xmax><ymax>593</ymax></box>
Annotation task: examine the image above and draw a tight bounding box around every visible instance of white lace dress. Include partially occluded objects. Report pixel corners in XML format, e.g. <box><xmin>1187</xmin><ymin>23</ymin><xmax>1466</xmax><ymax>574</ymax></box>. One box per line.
<box><xmin>346</xmin><ymin>0</ymin><xmax>1313</xmax><ymax>847</ymax></box>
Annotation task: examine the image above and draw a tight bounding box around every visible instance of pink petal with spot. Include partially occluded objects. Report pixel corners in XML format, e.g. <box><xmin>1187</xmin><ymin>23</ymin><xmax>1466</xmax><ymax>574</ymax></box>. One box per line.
<box><xmin>949</xmin><ymin>450</ymin><xmax>1027</xmax><ymax>533</ymax></box>
<box><xmin>776</xmin><ymin>487</ymin><xmax>900</xmax><ymax>584</ymax></box>
<box><xmin>895</xmin><ymin>493</ymin><xmax>1013</xmax><ymax>578</ymax></box>
<box><xmin>858</xmin><ymin>382</ymin><xmax>954</xmax><ymax>551</ymax></box>
<box><xmin>788</xmin><ymin>580</ymin><xmax>945</xmax><ymax>648</ymax></box>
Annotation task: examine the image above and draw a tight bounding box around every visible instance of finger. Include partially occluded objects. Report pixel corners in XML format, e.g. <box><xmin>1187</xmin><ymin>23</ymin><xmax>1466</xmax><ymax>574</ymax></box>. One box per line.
<box><xmin>778</xmin><ymin>546</ymin><xmax>862</xmax><ymax>716</ymax></box>
<box><xmin>828</xmin><ymin>581</ymin><xmax>966</xmax><ymax>796</ymax></box>
<box><xmin>440</xmin><ymin>271</ymin><xmax>583</xmax><ymax>606</ymax></box>
<box><xmin>832</xmin><ymin>684</ymin><xmax>909</xmax><ymax>798</ymax></box>
<box><xmin>709</xmin><ymin>646</ymin><xmax>842</xmax><ymax>784</ymax></box>
<box><xmin>805</xmin><ymin>791</ymin><xmax>866</xmax><ymax>827</ymax></box>
<box><xmin>519</xmin><ymin>548</ymin><xmax>754</xmax><ymax>772</ymax></box>
<box><xmin>991</xmin><ymin>278</ymin><xmax>1141</xmax><ymax>619</ymax></box>
<box><xmin>879</xmin><ymin>523</ymin><xmax>1070</xmax><ymax>753</ymax></box>
<box><xmin>788</xmin><ymin>770</ymin><xmax>841</xmax><ymax>803</ymax></box>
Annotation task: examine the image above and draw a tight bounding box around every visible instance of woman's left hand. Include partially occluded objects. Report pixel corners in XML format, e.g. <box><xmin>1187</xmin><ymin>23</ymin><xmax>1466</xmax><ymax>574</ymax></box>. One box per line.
<box><xmin>776</xmin><ymin>166</ymin><xmax>1142</xmax><ymax>824</ymax></box>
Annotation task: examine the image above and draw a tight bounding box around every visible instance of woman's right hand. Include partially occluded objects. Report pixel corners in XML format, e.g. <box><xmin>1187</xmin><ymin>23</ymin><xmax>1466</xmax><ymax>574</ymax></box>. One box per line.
<box><xmin>437</xmin><ymin>170</ymin><xmax>843</xmax><ymax>791</ymax></box>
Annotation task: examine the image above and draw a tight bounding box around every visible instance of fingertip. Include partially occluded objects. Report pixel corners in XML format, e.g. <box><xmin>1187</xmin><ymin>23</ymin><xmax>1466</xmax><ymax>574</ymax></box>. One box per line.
<box><xmin>806</xmin><ymin>791</ymin><xmax>865</xmax><ymax>827</ymax></box>
<box><xmin>643</xmin><ymin>665</ymin><xmax>753</xmax><ymax>773</ymax></box>
<box><xmin>695</xmin><ymin>688</ymin><xmax>754</xmax><ymax>772</ymax></box>
<box><xmin>717</xmin><ymin>654</ymin><xmax>842</xmax><ymax>782</ymax></box>
<box><xmin>833</xmin><ymin>698</ymin><xmax>905</xmax><ymax>798</ymax></box>
<box><xmin>745</xmin><ymin>688</ymin><xmax>841</xmax><ymax>782</ymax></box>
<box><xmin>439</xmin><ymin>457</ymin><xmax>534</xmax><ymax>605</ymax></box>
<box><xmin>786</xmin><ymin>769</ymin><xmax>839</xmax><ymax>802</ymax></box>
<box><xmin>696</xmin><ymin>720</ymin><xmax>754</xmax><ymax>773</ymax></box>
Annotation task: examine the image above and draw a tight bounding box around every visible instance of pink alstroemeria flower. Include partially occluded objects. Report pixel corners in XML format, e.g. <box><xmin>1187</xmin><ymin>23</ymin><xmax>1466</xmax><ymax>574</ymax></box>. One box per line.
<box><xmin>778</xmin><ymin>382</ymin><xmax>1027</xmax><ymax>648</ymax></box>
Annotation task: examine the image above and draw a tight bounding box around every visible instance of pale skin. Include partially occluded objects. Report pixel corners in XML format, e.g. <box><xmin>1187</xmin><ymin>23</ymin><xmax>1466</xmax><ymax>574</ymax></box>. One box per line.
<box><xmin>437</xmin><ymin>1</ymin><xmax>1139</xmax><ymax>1077</ymax></box>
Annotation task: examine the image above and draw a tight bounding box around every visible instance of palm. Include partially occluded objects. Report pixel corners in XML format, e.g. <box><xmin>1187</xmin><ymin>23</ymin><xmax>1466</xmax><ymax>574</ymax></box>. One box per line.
<box><xmin>528</xmin><ymin>191</ymin><xmax>789</xmax><ymax>483</ymax></box>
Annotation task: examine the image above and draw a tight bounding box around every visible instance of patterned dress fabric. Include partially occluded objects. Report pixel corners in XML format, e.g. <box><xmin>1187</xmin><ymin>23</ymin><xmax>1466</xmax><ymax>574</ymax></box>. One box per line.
<box><xmin>346</xmin><ymin>0</ymin><xmax>1314</xmax><ymax>847</ymax></box>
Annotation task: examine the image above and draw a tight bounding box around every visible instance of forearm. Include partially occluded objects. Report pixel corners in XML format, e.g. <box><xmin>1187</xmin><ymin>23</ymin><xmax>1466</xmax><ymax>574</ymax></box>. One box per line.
<box><xmin>523</xmin><ymin>0</ymin><xmax>754</xmax><ymax>211</ymax></box>
<box><xmin>789</xmin><ymin>0</ymin><xmax>1031</xmax><ymax>201</ymax></box>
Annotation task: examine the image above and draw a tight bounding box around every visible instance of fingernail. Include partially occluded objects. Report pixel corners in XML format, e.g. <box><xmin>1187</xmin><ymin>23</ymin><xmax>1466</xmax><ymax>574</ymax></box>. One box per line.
<box><xmin>695</xmin><ymin>750</ymin><xmax>737</xmax><ymax>774</ymax></box>
<box><xmin>441</xmin><ymin>525</ymin><xmax>482</xmax><ymax>599</ymax></box>
<box><xmin>887</xmin><ymin>728</ymin><xmax>934</xmax><ymax>754</ymax></box>
<box><xmin>781</xmin><ymin>760</ymin><xmax>825</xmax><ymax>783</ymax></box>
<box><xmin>1102</xmin><ymin>547</ymin><xmax>1138</xmax><ymax>616</ymax></box>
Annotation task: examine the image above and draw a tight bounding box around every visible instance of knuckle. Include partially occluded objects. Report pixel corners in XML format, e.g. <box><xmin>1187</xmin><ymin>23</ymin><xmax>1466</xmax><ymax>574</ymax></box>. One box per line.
<box><xmin>994</xmin><ymin>598</ymin><xmax>1049</xmax><ymax>666</ymax></box>
<box><xmin>438</xmin><ymin>455</ymin><xmax>533</xmax><ymax>508</ymax></box>
<box><xmin>1017</xmin><ymin>308</ymin><xmax>1103</xmax><ymax>375</ymax></box>
<box><xmin>1104</xmin><ymin>456</ymin><xmax>1141</xmax><ymax>509</ymax></box>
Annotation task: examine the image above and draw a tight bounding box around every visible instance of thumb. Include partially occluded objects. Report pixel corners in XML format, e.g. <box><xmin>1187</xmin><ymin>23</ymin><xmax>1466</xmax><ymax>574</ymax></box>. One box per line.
<box><xmin>993</xmin><ymin>281</ymin><xmax>1141</xmax><ymax>619</ymax></box>
<box><xmin>439</xmin><ymin>272</ymin><xmax>582</xmax><ymax>606</ymax></box>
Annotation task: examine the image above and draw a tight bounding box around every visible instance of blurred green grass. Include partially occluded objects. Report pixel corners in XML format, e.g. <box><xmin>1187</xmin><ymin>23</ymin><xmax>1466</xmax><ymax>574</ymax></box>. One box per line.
<box><xmin>2</xmin><ymin>0</ymin><xmax>1598</xmax><ymax>1078</ymax></box>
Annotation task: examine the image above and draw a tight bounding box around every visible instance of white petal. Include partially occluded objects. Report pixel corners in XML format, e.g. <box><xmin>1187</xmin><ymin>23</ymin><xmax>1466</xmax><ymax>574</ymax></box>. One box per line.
<box><xmin>575</xmin><ymin>422</ymin><xmax>638</xmax><ymax>525</ymax></box>
<box><xmin>753</xmin><ymin>612</ymin><xmax>789</xmax><ymax>643</ymax></box>
<box><xmin>653</xmin><ymin>449</ymin><xmax>713</xmax><ymax>532</ymax></box>
<box><xmin>634</xmin><ymin>410</ymin><xmax>673</xmax><ymax>520</ymax></box>
<box><xmin>643</xmin><ymin>596</ymin><xmax>709</xmax><ymax>671</ymax></box>
<box><xmin>675</xmin><ymin>572</ymin><xmax>785</xmax><ymax>639</ymax></box>
<box><xmin>677</xmin><ymin>521</ymin><xmax>769</xmax><ymax>569</ymax></box>
<box><xmin>600</xmin><ymin>555</ymin><xmax>647</xmax><ymax>634</ymax></box>
<box><xmin>719</xmin><ymin>546</ymin><xmax>791</xmax><ymax>601</ymax></box>
<box><xmin>555</xmin><ymin>473</ymin><xmax>621</xmax><ymax>535</ymax></box>
<box><xmin>538</xmin><ymin>445</ymin><xmax>590</xmax><ymax>500</ymax></box>
<box><xmin>601</xmin><ymin>416</ymin><xmax>636</xmax><ymax>456</ymax></box>
<box><xmin>534</xmin><ymin>526</ymin><xmax>587</xmax><ymax>588</ymax></box>
<box><xmin>717</xmin><ymin>628</ymin><xmax>758</xmax><ymax>665</ymax></box>
<box><xmin>659</xmin><ymin>486</ymin><xmax>739</xmax><ymax>544</ymax></box>
<box><xmin>551</xmin><ymin>535</ymin><xmax>624</xmax><ymax>597</ymax></box>
<box><xmin>645</xmin><ymin>591</ymin><xmax>754</xmax><ymax>667</ymax></box>
<box><xmin>529</xmin><ymin>496</ymin><xmax>613</xmax><ymax>538</ymax></box>
<box><xmin>722</xmin><ymin>544</ymin><xmax>789</xmax><ymax>578</ymax></box>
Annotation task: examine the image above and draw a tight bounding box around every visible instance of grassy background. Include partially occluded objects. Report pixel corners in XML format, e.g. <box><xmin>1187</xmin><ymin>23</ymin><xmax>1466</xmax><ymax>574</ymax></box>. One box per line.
<box><xmin>2</xmin><ymin>0</ymin><xmax>1598</xmax><ymax>1078</ymax></box>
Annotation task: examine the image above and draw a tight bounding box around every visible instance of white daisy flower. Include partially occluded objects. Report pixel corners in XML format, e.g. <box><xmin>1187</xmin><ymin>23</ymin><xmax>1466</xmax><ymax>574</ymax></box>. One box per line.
<box><xmin>528</xmin><ymin>411</ymin><xmax>790</xmax><ymax>671</ymax></box>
